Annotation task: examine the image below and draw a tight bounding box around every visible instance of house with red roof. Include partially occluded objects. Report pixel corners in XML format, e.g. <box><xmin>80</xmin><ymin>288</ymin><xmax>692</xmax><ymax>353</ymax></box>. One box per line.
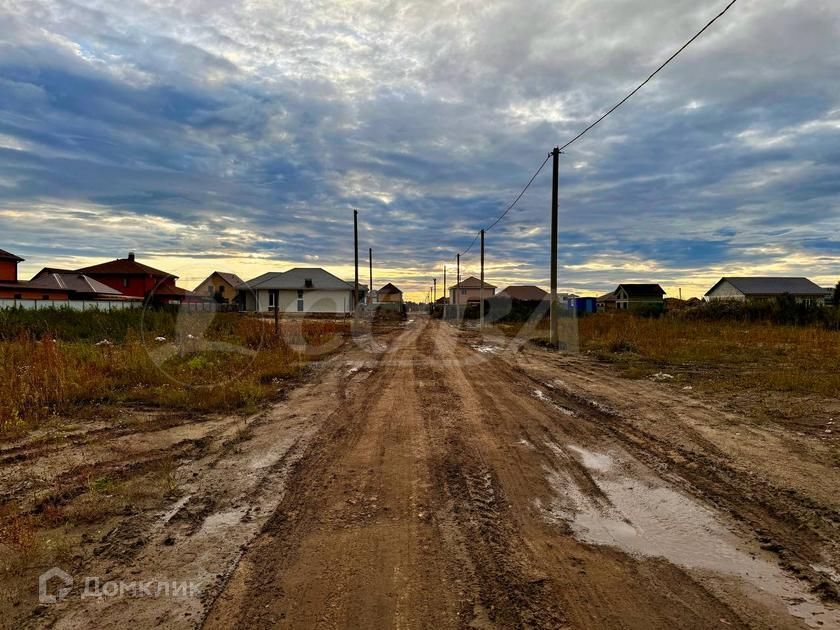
<box><xmin>76</xmin><ymin>252</ymin><xmax>194</xmax><ymax>305</ymax></box>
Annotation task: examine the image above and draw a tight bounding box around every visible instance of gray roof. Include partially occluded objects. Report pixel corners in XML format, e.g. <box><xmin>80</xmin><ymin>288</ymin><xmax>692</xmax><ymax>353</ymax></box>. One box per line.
<box><xmin>244</xmin><ymin>267</ymin><xmax>353</xmax><ymax>291</ymax></box>
<box><xmin>29</xmin><ymin>270</ymin><xmax>129</xmax><ymax>297</ymax></box>
<box><xmin>706</xmin><ymin>277</ymin><xmax>826</xmax><ymax>296</ymax></box>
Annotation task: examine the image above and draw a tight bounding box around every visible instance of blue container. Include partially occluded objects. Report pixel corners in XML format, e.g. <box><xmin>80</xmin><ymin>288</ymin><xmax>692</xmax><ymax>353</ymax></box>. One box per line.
<box><xmin>567</xmin><ymin>297</ymin><xmax>597</xmax><ymax>314</ymax></box>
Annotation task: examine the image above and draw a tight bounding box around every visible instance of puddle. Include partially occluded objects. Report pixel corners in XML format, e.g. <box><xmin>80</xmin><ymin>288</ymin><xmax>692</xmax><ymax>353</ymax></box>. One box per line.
<box><xmin>532</xmin><ymin>389</ymin><xmax>576</xmax><ymax>416</ymax></box>
<box><xmin>543</xmin><ymin>442</ymin><xmax>840</xmax><ymax>628</ymax></box>
<box><xmin>199</xmin><ymin>507</ymin><xmax>249</xmax><ymax>535</ymax></box>
<box><xmin>474</xmin><ymin>344</ymin><xmax>499</xmax><ymax>354</ymax></box>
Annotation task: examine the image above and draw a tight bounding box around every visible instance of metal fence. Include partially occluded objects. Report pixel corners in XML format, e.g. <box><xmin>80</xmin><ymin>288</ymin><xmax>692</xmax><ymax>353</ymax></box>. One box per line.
<box><xmin>0</xmin><ymin>299</ymin><xmax>141</xmax><ymax>311</ymax></box>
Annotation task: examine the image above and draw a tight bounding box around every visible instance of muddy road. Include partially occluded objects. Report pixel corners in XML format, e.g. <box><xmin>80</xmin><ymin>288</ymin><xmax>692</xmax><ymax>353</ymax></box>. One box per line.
<box><xmin>9</xmin><ymin>316</ymin><xmax>840</xmax><ymax>629</ymax></box>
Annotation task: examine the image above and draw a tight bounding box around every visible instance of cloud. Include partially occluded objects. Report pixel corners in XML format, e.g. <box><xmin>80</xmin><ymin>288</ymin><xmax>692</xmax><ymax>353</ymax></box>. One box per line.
<box><xmin>0</xmin><ymin>0</ymin><xmax>839</xmax><ymax>299</ymax></box>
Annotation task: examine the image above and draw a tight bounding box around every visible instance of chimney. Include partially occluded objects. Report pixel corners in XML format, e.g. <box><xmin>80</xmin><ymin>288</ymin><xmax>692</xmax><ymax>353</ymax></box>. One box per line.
<box><xmin>128</xmin><ymin>252</ymin><xmax>135</xmax><ymax>261</ymax></box>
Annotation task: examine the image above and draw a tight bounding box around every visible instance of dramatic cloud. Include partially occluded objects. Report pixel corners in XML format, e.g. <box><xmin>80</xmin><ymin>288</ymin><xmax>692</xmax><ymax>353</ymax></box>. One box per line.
<box><xmin>1</xmin><ymin>0</ymin><xmax>838</xmax><ymax>298</ymax></box>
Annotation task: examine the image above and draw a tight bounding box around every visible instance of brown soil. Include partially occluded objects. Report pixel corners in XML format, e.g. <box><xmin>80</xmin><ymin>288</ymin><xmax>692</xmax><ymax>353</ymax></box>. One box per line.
<box><xmin>4</xmin><ymin>317</ymin><xmax>839</xmax><ymax>629</ymax></box>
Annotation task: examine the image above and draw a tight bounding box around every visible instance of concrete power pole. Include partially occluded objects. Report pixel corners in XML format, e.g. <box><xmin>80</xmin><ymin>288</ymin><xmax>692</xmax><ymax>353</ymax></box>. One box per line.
<box><xmin>433</xmin><ymin>278</ymin><xmax>437</xmax><ymax>303</ymax></box>
<box><xmin>369</xmin><ymin>247</ymin><xmax>373</xmax><ymax>304</ymax></box>
<box><xmin>480</xmin><ymin>229</ymin><xmax>485</xmax><ymax>329</ymax></box>
<box><xmin>443</xmin><ymin>265</ymin><xmax>446</xmax><ymax>304</ymax></box>
<box><xmin>549</xmin><ymin>147</ymin><xmax>560</xmax><ymax>347</ymax></box>
<box><xmin>456</xmin><ymin>254</ymin><xmax>460</xmax><ymax>305</ymax></box>
<box><xmin>353</xmin><ymin>209</ymin><xmax>359</xmax><ymax>315</ymax></box>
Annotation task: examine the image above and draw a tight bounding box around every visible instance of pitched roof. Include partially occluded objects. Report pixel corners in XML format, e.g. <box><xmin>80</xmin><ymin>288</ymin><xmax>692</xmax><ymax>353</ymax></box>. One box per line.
<box><xmin>245</xmin><ymin>268</ymin><xmax>352</xmax><ymax>291</ymax></box>
<box><xmin>344</xmin><ymin>281</ymin><xmax>369</xmax><ymax>292</ymax></box>
<box><xmin>616</xmin><ymin>283</ymin><xmax>665</xmax><ymax>298</ymax></box>
<box><xmin>597</xmin><ymin>291</ymin><xmax>617</xmax><ymax>301</ymax></box>
<box><xmin>77</xmin><ymin>255</ymin><xmax>176</xmax><ymax>278</ymax></box>
<box><xmin>29</xmin><ymin>270</ymin><xmax>127</xmax><ymax>297</ymax></box>
<box><xmin>213</xmin><ymin>271</ymin><xmax>245</xmax><ymax>287</ymax></box>
<box><xmin>450</xmin><ymin>276</ymin><xmax>496</xmax><ymax>290</ymax></box>
<box><xmin>705</xmin><ymin>277</ymin><xmax>826</xmax><ymax>297</ymax></box>
<box><xmin>495</xmin><ymin>285</ymin><xmax>548</xmax><ymax>301</ymax></box>
<box><xmin>378</xmin><ymin>282</ymin><xmax>402</xmax><ymax>294</ymax></box>
<box><xmin>0</xmin><ymin>249</ymin><xmax>23</xmax><ymax>262</ymax></box>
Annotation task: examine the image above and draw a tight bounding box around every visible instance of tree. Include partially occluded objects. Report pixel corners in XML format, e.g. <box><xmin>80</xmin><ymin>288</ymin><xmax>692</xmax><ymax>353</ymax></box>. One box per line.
<box><xmin>834</xmin><ymin>281</ymin><xmax>840</xmax><ymax>308</ymax></box>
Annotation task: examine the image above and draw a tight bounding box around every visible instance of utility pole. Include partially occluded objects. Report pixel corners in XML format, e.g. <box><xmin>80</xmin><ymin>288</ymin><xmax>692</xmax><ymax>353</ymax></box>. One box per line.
<box><xmin>456</xmin><ymin>254</ymin><xmax>460</xmax><ymax>305</ymax></box>
<box><xmin>273</xmin><ymin>289</ymin><xmax>279</xmax><ymax>337</ymax></box>
<box><xmin>549</xmin><ymin>147</ymin><xmax>560</xmax><ymax>347</ymax></box>
<box><xmin>353</xmin><ymin>209</ymin><xmax>359</xmax><ymax>315</ymax></box>
<box><xmin>433</xmin><ymin>278</ymin><xmax>437</xmax><ymax>303</ymax></box>
<box><xmin>480</xmin><ymin>229</ymin><xmax>485</xmax><ymax>329</ymax></box>
<box><xmin>369</xmin><ymin>247</ymin><xmax>373</xmax><ymax>304</ymax></box>
<box><xmin>443</xmin><ymin>265</ymin><xmax>447</xmax><ymax>304</ymax></box>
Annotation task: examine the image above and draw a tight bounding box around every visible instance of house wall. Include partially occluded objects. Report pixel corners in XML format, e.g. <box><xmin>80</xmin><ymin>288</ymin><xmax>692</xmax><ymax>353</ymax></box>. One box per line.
<box><xmin>254</xmin><ymin>289</ymin><xmax>351</xmax><ymax>313</ymax></box>
<box><xmin>0</xmin><ymin>288</ymin><xmax>70</xmax><ymax>300</ymax></box>
<box><xmin>195</xmin><ymin>276</ymin><xmax>235</xmax><ymax>302</ymax></box>
<box><xmin>450</xmin><ymin>286</ymin><xmax>495</xmax><ymax>305</ymax></box>
<box><xmin>615</xmin><ymin>288</ymin><xmax>664</xmax><ymax>310</ymax></box>
<box><xmin>378</xmin><ymin>292</ymin><xmax>402</xmax><ymax>304</ymax></box>
<box><xmin>0</xmin><ymin>260</ymin><xmax>18</xmax><ymax>282</ymax></box>
<box><xmin>706</xmin><ymin>281</ymin><xmax>746</xmax><ymax>301</ymax></box>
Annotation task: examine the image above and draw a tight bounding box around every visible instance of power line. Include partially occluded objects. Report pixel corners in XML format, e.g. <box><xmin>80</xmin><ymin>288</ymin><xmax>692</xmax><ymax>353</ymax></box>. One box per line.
<box><xmin>455</xmin><ymin>0</ymin><xmax>739</xmax><ymax>256</ymax></box>
<box><xmin>457</xmin><ymin>152</ymin><xmax>551</xmax><ymax>257</ymax></box>
<box><xmin>559</xmin><ymin>0</ymin><xmax>738</xmax><ymax>151</ymax></box>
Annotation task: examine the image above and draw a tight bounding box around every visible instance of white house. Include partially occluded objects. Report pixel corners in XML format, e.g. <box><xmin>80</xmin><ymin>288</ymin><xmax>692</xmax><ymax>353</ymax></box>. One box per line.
<box><xmin>240</xmin><ymin>268</ymin><xmax>354</xmax><ymax>314</ymax></box>
<box><xmin>705</xmin><ymin>277</ymin><xmax>827</xmax><ymax>306</ymax></box>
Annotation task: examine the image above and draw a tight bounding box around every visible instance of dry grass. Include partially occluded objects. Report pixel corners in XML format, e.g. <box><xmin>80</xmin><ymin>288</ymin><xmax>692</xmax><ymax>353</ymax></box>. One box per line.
<box><xmin>578</xmin><ymin>313</ymin><xmax>840</xmax><ymax>398</ymax></box>
<box><xmin>0</xmin><ymin>315</ymin><xmax>350</xmax><ymax>436</ymax></box>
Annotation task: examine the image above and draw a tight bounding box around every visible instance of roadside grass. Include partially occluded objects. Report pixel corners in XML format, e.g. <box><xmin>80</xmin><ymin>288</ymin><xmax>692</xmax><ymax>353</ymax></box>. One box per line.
<box><xmin>579</xmin><ymin>313</ymin><xmax>839</xmax><ymax>399</ymax></box>
<box><xmin>496</xmin><ymin>312</ymin><xmax>840</xmax><ymax>400</ymax></box>
<box><xmin>0</xmin><ymin>312</ymin><xmax>350</xmax><ymax>436</ymax></box>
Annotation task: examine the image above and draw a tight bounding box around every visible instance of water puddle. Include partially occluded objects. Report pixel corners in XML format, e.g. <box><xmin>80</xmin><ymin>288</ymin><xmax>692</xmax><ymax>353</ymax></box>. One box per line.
<box><xmin>199</xmin><ymin>507</ymin><xmax>249</xmax><ymax>535</ymax></box>
<box><xmin>473</xmin><ymin>344</ymin><xmax>499</xmax><ymax>354</ymax></box>
<box><xmin>542</xmin><ymin>443</ymin><xmax>840</xmax><ymax>628</ymax></box>
<box><xmin>532</xmin><ymin>389</ymin><xmax>576</xmax><ymax>416</ymax></box>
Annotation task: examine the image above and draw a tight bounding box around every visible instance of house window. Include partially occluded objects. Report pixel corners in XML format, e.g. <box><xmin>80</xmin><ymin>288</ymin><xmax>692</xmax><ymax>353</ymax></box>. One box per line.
<box><xmin>219</xmin><ymin>286</ymin><xmax>225</xmax><ymax>295</ymax></box>
<box><xmin>461</xmin><ymin>289</ymin><xmax>467</xmax><ymax>295</ymax></box>
<box><xmin>268</xmin><ymin>291</ymin><xmax>276</xmax><ymax>309</ymax></box>
<box><xmin>304</xmin><ymin>279</ymin><xmax>313</xmax><ymax>288</ymax></box>
<box><xmin>42</xmin><ymin>295</ymin><xmax>50</xmax><ymax>300</ymax></box>
<box><xmin>123</xmin><ymin>277</ymin><xmax>129</xmax><ymax>288</ymax></box>
<box><xmin>297</xmin><ymin>289</ymin><xmax>304</xmax><ymax>312</ymax></box>
<box><xmin>208</xmin><ymin>286</ymin><xmax>214</xmax><ymax>295</ymax></box>
<box><xmin>14</xmin><ymin>293</ymin><xmax>22</xmax><ymax>299</ymax></box>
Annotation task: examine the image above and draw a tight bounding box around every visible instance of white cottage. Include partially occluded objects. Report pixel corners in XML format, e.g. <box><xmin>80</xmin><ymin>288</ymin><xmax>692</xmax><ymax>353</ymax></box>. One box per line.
<box><xmin>704</xmin><ymin>277</ymin><xmax>827</xmax><ymax>306</ymax></box>
<box><xmin>241</xmin><ymin>268</ymin><xmax>354</xmax><ymax>314</ymax></box>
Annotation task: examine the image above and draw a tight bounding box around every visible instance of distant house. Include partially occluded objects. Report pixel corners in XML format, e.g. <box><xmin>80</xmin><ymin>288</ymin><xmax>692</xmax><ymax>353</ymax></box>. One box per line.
<box><xmin>377</xmin><ymin>283</ymin><xmax>403</xmax><ymax>304</ymax></box>
<box><xmin>0</xmin><ymin>250</ymin><xmax>137</xmax><ymax>303</ymax></box>
<box><xmin>495</xmin><ymin>285</ymin><xmax>547</xmax><ymax>301</ymax></box>
<box><xmin>241</xmin><ymin>268</ymin><xmax>353</xmax><ymax>314</ymax></box>
<box><xmin>705</xmin><ymin>277</ymin><xmax>827</xmax><ymax>306</ymax></box>
<box><xmin>614</xmin><ymin>284</ymin><xmax>666</xmax><ymax>311</ymax></box>
<box><xmin>449</xmin><ymin>276</ymin><xmax>496</xmax><ymax>305</ymax></box>
<box><xmin>29</xmin><ymin>269</ymin><xmax>138</xmax><ymax>301</ymax></box>
<box><xmin>0</xmin><ymin>250</ymin><xmax>71</xmax><ymax>301</ymax></box>
<box><xmin>825</xmin><ymin>287</ymin><xmax>837</xmax><ymax>307</ymax></box>
<box><xmin>597</xmin><ymin>291</ymin><xmax>617</xmax><ymax>311</ymax></box>
<box><xmin>194</xmin><ymin>271</ymin><xmax>245</xmax><ymax>304</ymax></box>
<box><xmin>77</xmin><ymin>253</ymin><xmax>194</xmax><ymax>305</ymax></box>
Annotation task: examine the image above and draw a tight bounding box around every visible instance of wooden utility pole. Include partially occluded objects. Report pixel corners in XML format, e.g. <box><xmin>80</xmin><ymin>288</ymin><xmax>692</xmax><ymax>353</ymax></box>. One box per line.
<box><xmin>456</xmin><ymin>254</ymin><xmax>460</xmax><ymax>305</ymax></box>
<box><xmin>480</xmin><ymin>229</ymin><xmax>485</xmax><ymax>329</ymax></box>
<box><xmin>550</xmin><ymin>147</ymin><xmax>560</xmax><ymax>347</ymax></box>
<box><xmin>353</xmin><ymin>210</ymin><xmax>359</xmax><ymax>315</ymax></box>
<box><xmin>369</xmin><ymin>247</ymin><xmax>373</xmax><ymax>304</ymax></box>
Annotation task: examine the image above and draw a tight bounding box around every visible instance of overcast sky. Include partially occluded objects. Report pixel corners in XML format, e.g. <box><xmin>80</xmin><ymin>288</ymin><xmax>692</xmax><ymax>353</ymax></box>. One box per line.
<box><xmin>1</xmin><ymin>0</ymin><xmax>839</xmax><ymax>299</ymax></box>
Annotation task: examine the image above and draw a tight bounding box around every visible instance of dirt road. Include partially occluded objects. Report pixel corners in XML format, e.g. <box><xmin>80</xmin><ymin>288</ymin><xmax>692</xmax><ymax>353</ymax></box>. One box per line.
<box><xmin>202</xmin><ymin>317</ymin><xmax>838</xmax><ymax>629</ymax></box>
<box><xmin>12</xmin><ymin>316</ymin><xmax>840</xmax><ymax>628</ymax></box>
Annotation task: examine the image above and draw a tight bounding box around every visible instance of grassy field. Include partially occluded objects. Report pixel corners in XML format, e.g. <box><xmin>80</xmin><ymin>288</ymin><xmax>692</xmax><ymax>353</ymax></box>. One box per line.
<box><xmin>0</xmin><ymin>310</ymin><xmax>350</xmax><ymax>435</ymax></box>
<box><xmin>576</xmin><ymin>312</ymin><xmax>840</xmax><ymax>399</ymax></box>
